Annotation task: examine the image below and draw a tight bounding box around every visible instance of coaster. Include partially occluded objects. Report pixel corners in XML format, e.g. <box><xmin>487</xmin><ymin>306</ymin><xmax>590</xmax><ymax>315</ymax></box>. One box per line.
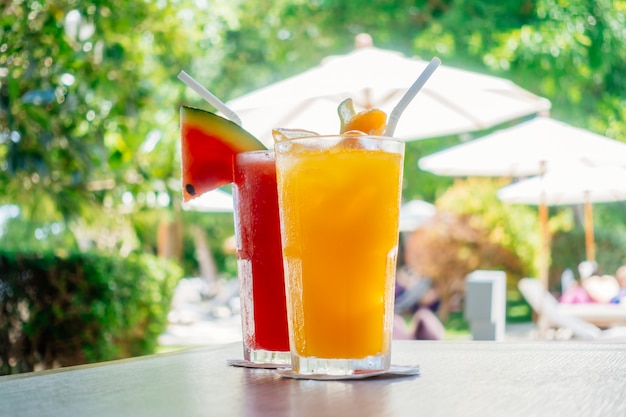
<box><xmin>275</xmin><ymin>364</ymin><xmax>420</xmax><ymax>380</ymax></box>
<box><xmin>227</xmin><ymin>358</ymin><xmax>290</xmax><ymax>369</ymax></box>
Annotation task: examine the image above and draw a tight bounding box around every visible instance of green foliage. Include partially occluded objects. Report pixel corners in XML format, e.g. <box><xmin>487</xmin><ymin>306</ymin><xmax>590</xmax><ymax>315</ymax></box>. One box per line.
<box><xmin>129</xmin><ymin>208</ymin><xmax>237</xmax><ymax>279</ymax></box>
<box><xmin>433</xmin><ymin>178</ymin><xmax>626</xmax><ymax>291</ymax></box>
<box><xmin>402</xmin><ymin>136</ymin><xmax>457</xmax><ymax>202</ymax></box>
<box><xmin>412</xmin><ymin>0</ymin><xmax>626</xmax><ymax>141</ymax></box>
<box><xmin>436</xmin><ymin>177</ymin><xmax>540</xmax><ymax>280</ymax></box>
<box><xmin>552</xmin><ymin>225</ymin><xmax>626</xmax><ymax>281</ymax></box>
<box><xmin>1</xmin><ymin>0</ymin><xmax>194</xmax><ymax>222</ymax></box>
<box><xmin>1</xmin><ymin>204</ymin><xmax>146</xmax><ymax>258</ymax></box>
<box><xmin>0</xmin><ymin>213</ymin><xmax>79</xmax><ymax>255</ymax></box>
<box><xmin>593</xmin><ymin>202</ymin><xmax>626</xmax><ymax>244</ymax></box>
<box><xmin>180</xmin><ymin>211</ymin><xmax>237</xmax><ymax>279</ymax></box>
<box><xmin>0</xmin><ymin>250</ymin><xmax>182</xmax><ymax>375</ymax></box>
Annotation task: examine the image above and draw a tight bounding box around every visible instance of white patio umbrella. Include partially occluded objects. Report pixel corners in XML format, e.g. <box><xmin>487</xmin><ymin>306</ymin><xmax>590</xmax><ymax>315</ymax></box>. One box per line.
<box><xmin>418</xmin><ymin>116</ymin><xmax>626</xmax><ymax>290</ymax></box>
<box><xmin>182</xmin><ymin>189</ymin><xmax>234</xmax><ymax>213</ymax></box>
<box><xmin>498</xmin><ymin>165</ymin><xmax>626</xmax><ymax>264</ymax></box>
<box><xmin>227</xmin><ymin>35</ymin><xmax>551</xmax><ymax>146</ymax></box>
<box><xmin>418</xmin><ymin>117</ymin><xmax>626</xmax><ymax>177</ymax></box>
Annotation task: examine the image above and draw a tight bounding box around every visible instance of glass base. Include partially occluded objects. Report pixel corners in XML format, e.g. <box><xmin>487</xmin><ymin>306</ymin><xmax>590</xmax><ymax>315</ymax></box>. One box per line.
<box><xmin>244</xmin><ymin>347</ymin><xmax>291</xmax><ymax>365</ymax></box>
<box><xmin>291</xmin><ymin>352</ymin><xmax>391</xmax><ymax>376</ymax></box>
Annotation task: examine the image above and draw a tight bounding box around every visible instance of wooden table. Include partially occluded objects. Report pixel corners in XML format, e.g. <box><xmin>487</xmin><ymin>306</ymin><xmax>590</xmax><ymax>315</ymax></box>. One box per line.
<box><xmin>1</xmin><ymin>340</ymin><xmax>625</xmax><ymax>417</ymax></box>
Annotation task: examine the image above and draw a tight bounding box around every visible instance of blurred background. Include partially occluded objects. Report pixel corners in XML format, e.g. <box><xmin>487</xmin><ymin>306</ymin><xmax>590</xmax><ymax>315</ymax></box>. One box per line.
<box><xmin>2</xmin><ymin>0</ymin><xmax>626</xmax><ymax>374</ymax></box>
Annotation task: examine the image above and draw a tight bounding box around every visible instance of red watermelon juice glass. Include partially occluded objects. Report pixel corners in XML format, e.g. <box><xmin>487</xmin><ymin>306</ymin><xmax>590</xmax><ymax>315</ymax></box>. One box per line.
<box><xmin>232</xmin><ymin>150</ymin><xmax>290</xmax><ymax>364</ymax></box>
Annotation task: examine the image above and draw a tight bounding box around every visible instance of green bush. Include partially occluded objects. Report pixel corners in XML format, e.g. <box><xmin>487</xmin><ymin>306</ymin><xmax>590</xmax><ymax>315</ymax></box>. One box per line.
<box><xmin>0</xmin><ymin>250</ymin><xmax>182</xmax><ymax>375</ymax></box>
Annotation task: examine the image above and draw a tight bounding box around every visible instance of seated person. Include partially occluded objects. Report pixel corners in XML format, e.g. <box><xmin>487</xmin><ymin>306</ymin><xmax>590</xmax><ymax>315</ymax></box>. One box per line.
<box><xmin>393</xmin><ymin>265</ymin><xmax>445</xmax><ymax>340</ymax></box>
<box><xmin>393</xmin><ymin>308</ymin><xmax>445</xmax><ymax>341</ymax></box>
<box><xmin>610</xmin><ymin>266</ymin><xmax>626</xmax><ymax>304</ymax></box>
<box><xmin>582</xmin><ymin>274</ymin><xmax>620</xmax><ymax>304</ymax></box>
<box><xmin>560</xmin><ymin>264</ymin><xmax>593</xmax><ymax>304</ymax></box>
<box><xmin>560</xmin><ymin>261</ymin><xmax>620</xmax><ymax>305</ymax></box>
<box><xmin>560</xmin><ymin>282</ymin><xmax>592</xmax><ymax>304</ymax></box>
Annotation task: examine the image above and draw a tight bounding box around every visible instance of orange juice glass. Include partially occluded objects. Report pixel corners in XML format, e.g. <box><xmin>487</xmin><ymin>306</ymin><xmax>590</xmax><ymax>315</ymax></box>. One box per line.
<box><xmin>274</xmin><ymin>135</ymin><xmax>404</xmax><ymax>375</ymax></box>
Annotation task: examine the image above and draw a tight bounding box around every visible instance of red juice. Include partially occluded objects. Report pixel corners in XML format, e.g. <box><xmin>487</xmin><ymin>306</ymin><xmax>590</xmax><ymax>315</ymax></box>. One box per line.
<box><xmin>232</xmin><ymin>150</ymin><xmax>290</xmax><ymax>364</ymax></box>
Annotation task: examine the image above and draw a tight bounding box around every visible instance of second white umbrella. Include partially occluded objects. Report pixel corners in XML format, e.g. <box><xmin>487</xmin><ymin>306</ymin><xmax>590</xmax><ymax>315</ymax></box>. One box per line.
<box><xmin>498</xmin><ymin>165</ymin><xmax>626</xmax><ymax>263</ymax></box>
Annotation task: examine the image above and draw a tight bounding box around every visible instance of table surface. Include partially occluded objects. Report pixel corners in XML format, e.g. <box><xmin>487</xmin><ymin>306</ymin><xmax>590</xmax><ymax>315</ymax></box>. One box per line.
<box><xmin>1</xmin><ymin>340</ymin><xmax>625</xmax><ymax>417</ymax></box>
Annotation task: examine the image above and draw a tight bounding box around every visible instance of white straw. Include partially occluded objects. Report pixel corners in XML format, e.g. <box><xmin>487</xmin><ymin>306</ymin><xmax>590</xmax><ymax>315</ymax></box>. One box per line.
<box><xmin>177</xmin><ymin>70</ymin><xmax>242</xmax><ymax>126</ymax></box>
<box><xmin>384</xmin><ymin>57</ymin><xmax>441</xmax><ymax>137</ymax></box>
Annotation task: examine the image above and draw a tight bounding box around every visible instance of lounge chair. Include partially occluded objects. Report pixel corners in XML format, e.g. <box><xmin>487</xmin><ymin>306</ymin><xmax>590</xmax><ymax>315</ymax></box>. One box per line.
<box><xmin>518</xmin><ymin>278</ymin><xmax>626</xmax><ymax>341</ymax></box>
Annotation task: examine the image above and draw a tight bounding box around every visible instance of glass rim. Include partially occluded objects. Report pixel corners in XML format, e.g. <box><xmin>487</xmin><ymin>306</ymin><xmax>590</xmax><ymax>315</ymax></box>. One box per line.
<box><xmin>275</xmin><ymin>134</ymin><xmax>405</xmax><ymax>144</ymax></box>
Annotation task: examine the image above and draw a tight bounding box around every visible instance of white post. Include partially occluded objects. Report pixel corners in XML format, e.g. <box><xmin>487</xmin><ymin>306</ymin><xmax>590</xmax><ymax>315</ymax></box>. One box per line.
<box><xmin>464</xmin><ymin>270</ymin><xmax>507</xmax><ymax>341</ymax></box>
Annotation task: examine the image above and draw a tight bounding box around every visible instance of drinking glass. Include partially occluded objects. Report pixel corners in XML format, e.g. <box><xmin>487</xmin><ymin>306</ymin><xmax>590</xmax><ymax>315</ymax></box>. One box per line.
<box><xmin>232</xmin><ymin>150</ymin><xmax>290</xmax><ymax>364</ymax></box>
<box><xmin>274</xmin><ymin>135</ymin><xmax>405</xmax><ymax>375</ymax></box>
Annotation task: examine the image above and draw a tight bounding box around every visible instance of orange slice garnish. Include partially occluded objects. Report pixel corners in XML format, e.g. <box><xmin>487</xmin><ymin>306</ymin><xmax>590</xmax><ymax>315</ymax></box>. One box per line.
<box><xmin>341</xmin><ymin>108</ymin><xmax>387</xmax><ymax>136</ymax></box>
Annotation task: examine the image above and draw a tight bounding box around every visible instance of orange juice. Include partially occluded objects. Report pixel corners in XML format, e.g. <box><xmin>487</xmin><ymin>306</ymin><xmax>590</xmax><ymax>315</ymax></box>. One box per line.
<box><xmin>275</xmin><ymin>135</ymin><xmax>404</xmax><ymax>374</ymax></box>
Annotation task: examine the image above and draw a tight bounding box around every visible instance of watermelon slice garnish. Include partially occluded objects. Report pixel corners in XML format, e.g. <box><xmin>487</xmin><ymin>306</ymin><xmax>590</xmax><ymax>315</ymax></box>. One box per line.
<box><xmin>180</xmin><ymin>105</ymin><xmax>266</xmax><ymax>202</ymax></box>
